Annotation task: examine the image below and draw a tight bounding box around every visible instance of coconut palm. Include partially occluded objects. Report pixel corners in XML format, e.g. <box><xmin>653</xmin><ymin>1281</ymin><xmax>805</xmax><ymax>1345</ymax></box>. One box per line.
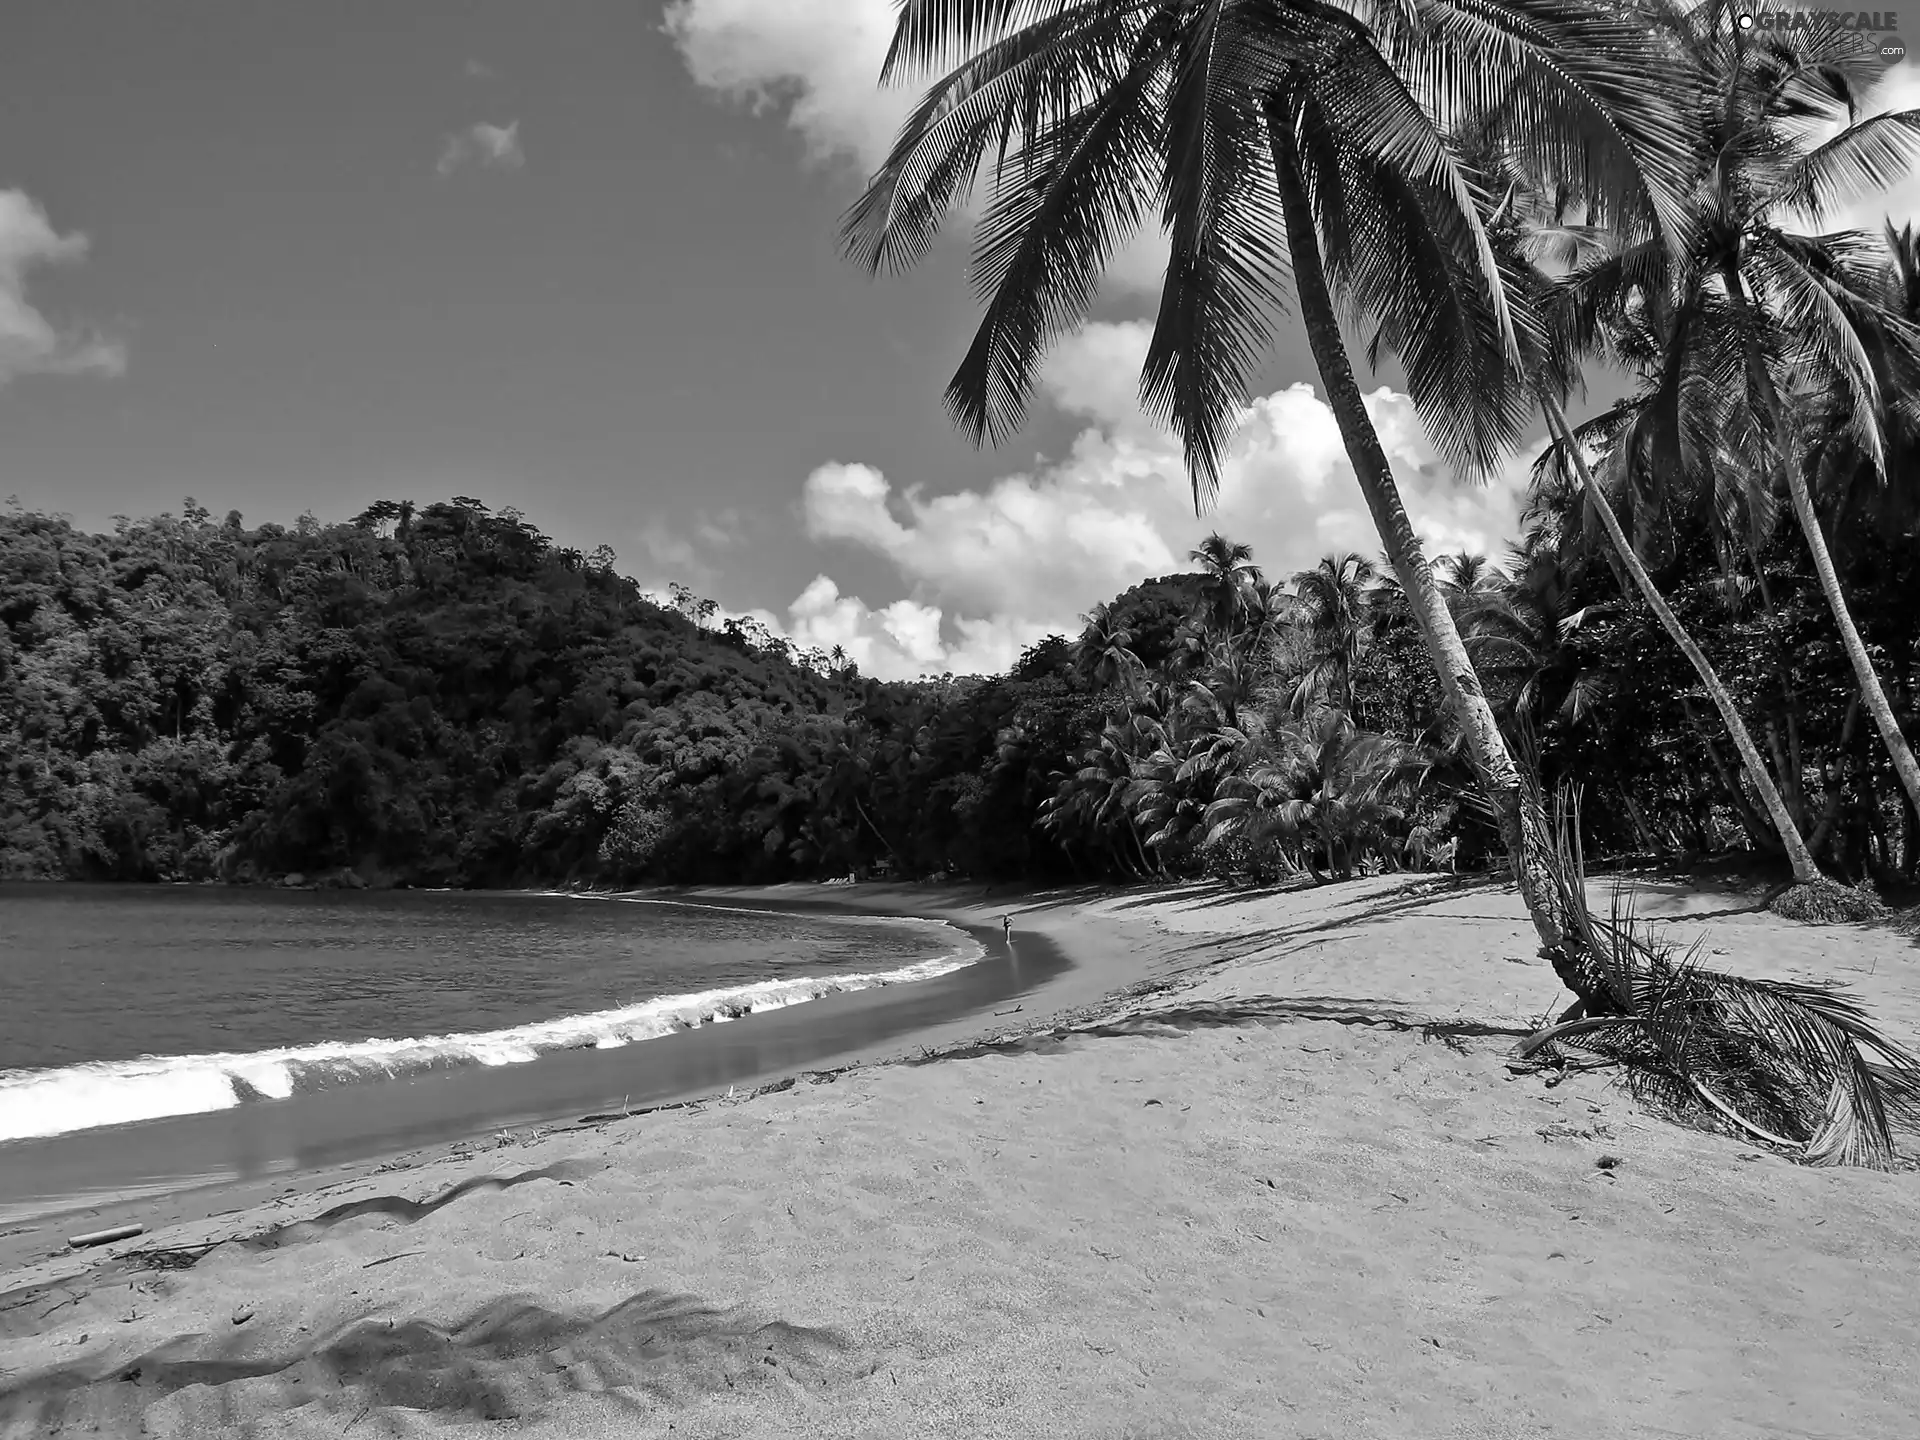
<box><xmin>1073</xmin><ymin>601</ymin><xmax>1145</xmax><ymax>693</ymax></box>
<box><xmin>1189</xmin><ymin>532</ymin><xmax>1263</xmax><ymax>637</ymax></box>
<box><xmin>1204</xmin><ymin>709</ymin><xmax>1428</xmax><ymax>880</ymax></box>
<box><xmin>1484</xmin><ymin>150</ymin><xmax>1827</xmax><ymax>881</ymax></box>
<box><xmin>1547</xmin><ymin>7</ymin><xmax>1920</xmax><ymax>843</ymax></box>
<box><xmin>842</xmin><ymin>0</ymin><xmax>1696</xmax><ymax>1011</ymax></box>
<box><xmin>1461</xmin><ymin>548</ymin><xmax>1614</xmax><ymax>728</ymax></box>
<box><xmin>1290</xmin><ymin>552</ymin><xmax>1377</xmax><ymax>714</ymax></box>
<box><xmin>1437</xmin><ymin>552</ymin><xmax>1505</xmax><ymax>600</ymax></box>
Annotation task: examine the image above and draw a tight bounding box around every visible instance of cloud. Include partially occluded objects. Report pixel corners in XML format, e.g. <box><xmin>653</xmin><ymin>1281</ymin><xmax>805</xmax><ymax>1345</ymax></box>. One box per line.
<box><xmin>783</xmin><ymin>321</ymin><xmax>1531</xmax><ymax>679</ymax></box>
<box><xmin>436</xmin><ymin>120</ymin><xmax>525</xmax><ymax>177</ymax></box>
<box><xmin>783</xmin><ymin>576</ymin><xmax>1032</xmax><ymax>679</ymax></box>
<box><xmin>0</xmin><ymin>189</ymin><xmax>126</xmax><ymax>388</ymax></box>
<box><xmin>631</xmin><ymin>507</ymin><xmax>759</xmax><ymax>595</ymax></box>
<box><xmin>663</xmin><ymin>0</ymin><xmax>1168</xmax><ymax>294</ymax></box>
<box><xmin>662</xmin><ymin>0</ymin><xmax>908</xmax><ymax>166</ymax></box>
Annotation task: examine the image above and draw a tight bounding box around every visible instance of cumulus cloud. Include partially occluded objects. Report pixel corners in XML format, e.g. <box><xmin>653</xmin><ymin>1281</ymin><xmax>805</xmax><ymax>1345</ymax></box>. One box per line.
<box><xmin>0</xmin><ymin>190</ymin><xmax>126</xmax><ymax>388</ymax></box>
<box><xmin>785</xmin><ymin>322</ymin><xmax>1532</xmax><ymax>679</ymax></box>
<box><xmin>663</xmin><ymin>0</ymin><xmax>1168</xmax><ymax>293</ymax></box>
<box><xmin>662</xmin><ymin>0</ymin><xmax>910</xmax><ymax>166</ymax></box>
<box><xmin>783</xmin><ymin>575</ymin><xmax>1036</xmax><ymax>678</ymax></box>
<box><xmin>436</xmin><ymin>120</ymin><xmax>525</xmax><ymax>177</ymax></box>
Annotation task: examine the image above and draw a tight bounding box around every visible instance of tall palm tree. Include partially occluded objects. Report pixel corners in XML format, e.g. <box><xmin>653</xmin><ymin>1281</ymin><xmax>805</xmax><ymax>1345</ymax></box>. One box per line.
<box><xmin>1437</xmin><ymin>552</ymin><xmax>1505</xmax><ymax>599</ymax></box>
<box><xmin>843</xmin><ymin>0</ymin><xmax>1695</xmax><ymax>1009</ymax></box>
<box><xmin>1529</xmin><ymin>391</ymin><xmax>1825</xmax><ymax>882</ymax></box>
<box><xmin>1480</xmin><ymin>126</ymin><xmax>1827</xmax><ymax>881</ymax></box>
<box><xmin>1073</xmin><ymin>600</ymin><xmax>1145</xmax><ymax>693</ymax></box>
<box><xmin>1290</xmin><ymin>552</ymin><xmax>1376</xmax><ymax>713</ymax></box>
<box><xmin>1804</xmin><ymin>227</ymin><xmax>1920</xmax><ymax>539</ymax></box>
<box><xmin>1188</xmin><ymin>532</ymin><xmax>1262</xmax><ymax>637</ymax></box>
<box><xmin>1550</xmin><ymin>7</ymin><xmax>1920</xmax><ymax>839</ymax></box>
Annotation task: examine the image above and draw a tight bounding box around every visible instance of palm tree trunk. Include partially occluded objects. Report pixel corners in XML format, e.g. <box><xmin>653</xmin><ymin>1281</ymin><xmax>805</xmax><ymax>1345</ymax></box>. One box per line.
<box><xmin>1681</xmin><ymin>696</ymin><xmax>1780</xmax><ymax>852</ymax></box>
<box><xmin>1785</xmin><ymin>465</ymin><xmax>1920</xmax><ymax>820</ymax></box>
<box><xmin>1272</xmin><ymin>148</ymin><xmax>1612</xmax><ymax>1008</ymax></box>
<box><xmin>854</xmin><ymin>795</ymin><xmax>901</xmax><ymax>866</ymax></box>
<box><xmin>1808</xmin><ymin>691</ymin><xmax>1862</xmax><ymax>856</ymax></box>
<box><xmin>1540</xmin><ymin>393</ymin><xmax>1820</xmax><ymax>883</ymax></box>
<box><xmin>1716</xmin><ymin>261</ymin><xmax>1920</xmax><ymax>826</ymax></box>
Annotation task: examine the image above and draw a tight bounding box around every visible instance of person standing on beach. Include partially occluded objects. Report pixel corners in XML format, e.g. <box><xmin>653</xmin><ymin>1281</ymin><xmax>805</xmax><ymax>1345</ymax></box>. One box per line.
<box><xmin>1002</xmin><ymin>915</ymin><xmax>1013</xmax><ymax>944</ymax></box>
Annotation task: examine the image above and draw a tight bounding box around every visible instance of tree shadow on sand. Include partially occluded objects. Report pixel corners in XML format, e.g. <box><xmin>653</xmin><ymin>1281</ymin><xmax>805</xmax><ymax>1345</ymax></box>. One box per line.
<box><xmin>0</xmin><ymin>1285</ymin><xmax>865</xmax><ymax>1437</ymax></box>
<box><xmin>906</xmin><ymin>994</ymin><xmax>1532</xmax><ymax>1067</ymax></box>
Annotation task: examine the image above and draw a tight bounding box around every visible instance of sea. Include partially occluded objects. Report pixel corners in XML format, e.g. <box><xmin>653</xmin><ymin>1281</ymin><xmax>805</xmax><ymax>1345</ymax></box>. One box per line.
<box><xmin>0</xmin><ymin>885</ymin><xmax>1046</xmax><ymax>1229</ymax></box>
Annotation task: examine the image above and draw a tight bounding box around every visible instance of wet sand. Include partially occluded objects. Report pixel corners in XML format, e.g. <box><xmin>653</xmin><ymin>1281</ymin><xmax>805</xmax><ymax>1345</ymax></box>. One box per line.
<box><xmin>3</xmin><ymin>874</ymin><xmax>1917</xmax><ymax>1439</ymax></box>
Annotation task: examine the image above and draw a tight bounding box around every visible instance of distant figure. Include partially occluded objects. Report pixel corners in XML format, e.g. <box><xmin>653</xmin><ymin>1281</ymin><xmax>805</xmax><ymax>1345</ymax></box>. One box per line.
<box><xmin>1002</xmin><ymin>915</ymin><xmax>1013</xmax><ymax>944</ymax></box>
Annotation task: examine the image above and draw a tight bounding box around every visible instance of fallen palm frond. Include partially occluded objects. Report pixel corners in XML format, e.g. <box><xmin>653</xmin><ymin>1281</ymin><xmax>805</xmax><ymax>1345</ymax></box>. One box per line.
<box><xmin>1518</xmin><ymin>788</ymin><xmax>1920</xmax><ymax>1168</ymax></box>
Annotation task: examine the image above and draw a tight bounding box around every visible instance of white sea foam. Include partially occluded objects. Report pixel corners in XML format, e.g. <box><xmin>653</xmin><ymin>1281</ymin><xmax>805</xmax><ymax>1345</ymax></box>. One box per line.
<box><xmin>0</xmin><ymin>931</ymin><xmax>983</xmax><ymax>1144</ymax></box>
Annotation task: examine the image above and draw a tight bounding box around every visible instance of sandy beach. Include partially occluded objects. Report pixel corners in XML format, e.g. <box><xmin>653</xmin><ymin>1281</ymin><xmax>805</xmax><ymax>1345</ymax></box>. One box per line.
<box><xmin>3</xmin><ymin>875</ymin><xmax>1917</xmax><ymax>1438</ymax></box>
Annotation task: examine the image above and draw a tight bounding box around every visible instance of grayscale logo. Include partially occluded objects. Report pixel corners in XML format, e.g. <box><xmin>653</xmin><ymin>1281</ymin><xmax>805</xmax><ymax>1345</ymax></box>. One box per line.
<box><xmin>1734</xmin><ymin>11</ymin><xmax>1910</xmax><ymax>62</ymax></box>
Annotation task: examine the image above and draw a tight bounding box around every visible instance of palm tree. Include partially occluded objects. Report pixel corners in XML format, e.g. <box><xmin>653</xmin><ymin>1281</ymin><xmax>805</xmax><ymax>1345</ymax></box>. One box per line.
<box><xmin>1437</xmin><ymin>552</ymin><xmax>1505</xmax><ymax>600</ymax></box>
<box><xmin>842</xmin><ymin>0</ymin><xmax>1695</xmax><ymax>1010</ymax></box>
<box><xmin>1803</xmin><ymin>226</ymin><xmax>1920</xmax><ymax>539</ymax></box>
<box><xmin>1460</xmin><ymin>548</ymin><xmax>1614</xmax><ymax>730</ymax></box>
<box><xmin>1547</xmin><ymin>8</ymin><xmax>1920</xmax><ymax>848</ymax></box>
<box><xmin>1188</xmin><ymin>532</ymin><xmax>1262</xmax><ymax>637</ymax></box>
<box><xmin>1205</xmin><ymin>709</ymin><xmax>1427</xmax><ymax>881</ymax></box>
<box><xmin>1482</xmin><ymin>138</ymin><xmax>1827</xmax><ymax>881</ymax></box>
<box><xmin>1073</xmin><ymin>601</ymin><xmax>1145</xmax><ymax>693</ymax></box>
<box><xmin>1290</xmin><ymin>552</ymin><xmax>1376</xmax><ymax>714</ymax></box>
<box><xmin>1531</xmin><ymin>390</ymin><xmax>1825</xmax><ymax>883</ymax></box>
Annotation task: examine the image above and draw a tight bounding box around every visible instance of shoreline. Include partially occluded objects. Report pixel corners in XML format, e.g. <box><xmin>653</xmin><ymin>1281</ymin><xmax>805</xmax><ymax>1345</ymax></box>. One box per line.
<box><xmin>6</xmin><ymin>873</ymin><xmax>1917</xmax><ymax>1438</ymax></box>
<box><xmin>0</xmin><ymin>881</ymin><xmax>1183</xmax><ymax>1276</ymax></box>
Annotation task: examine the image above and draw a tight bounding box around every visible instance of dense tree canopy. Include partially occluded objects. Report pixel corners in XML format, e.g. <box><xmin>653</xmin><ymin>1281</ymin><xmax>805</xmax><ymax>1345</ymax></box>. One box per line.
<box><xmin>6</xmin><ymin>453</ymin><xmax>1917</xmax><ymax>897</ymax></box>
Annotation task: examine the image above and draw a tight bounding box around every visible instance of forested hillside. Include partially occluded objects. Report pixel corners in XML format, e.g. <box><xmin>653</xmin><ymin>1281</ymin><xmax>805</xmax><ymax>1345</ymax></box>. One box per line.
<box><xmin>0</xmin><ymin>498</ymin><xmax>1102</xmax><ymax>886</ymax></box>
<box><xmin>7</xmin><ymin>455</ymin><xmax>1919</xmax><ymax>896</ymax></box>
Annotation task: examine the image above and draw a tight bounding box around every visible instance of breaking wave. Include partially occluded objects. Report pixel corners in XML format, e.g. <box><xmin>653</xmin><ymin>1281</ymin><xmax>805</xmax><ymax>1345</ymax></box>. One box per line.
<box><xmin>0</xmin><ymin>924</ymin><xmax>982</xmax><ymax>1144</ymax></box>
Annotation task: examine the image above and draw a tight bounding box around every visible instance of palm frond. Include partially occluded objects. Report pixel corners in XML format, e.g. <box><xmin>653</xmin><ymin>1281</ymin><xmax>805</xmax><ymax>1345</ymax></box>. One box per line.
<box><xmin>1141</xmin><ymin>0</ymin><xmax>1292</xmax><ymax>504</ymax></box>
<box><xmin>845</xmin><ymin>2</ymin><xmax>1163</xmax><ymax>276</ymax></box>
<box><xmin>1522</xmin><ymin>789</ymin><xmax>1920</xmax><ymax>1168</ymax></box>
<box><xmin>1776</xmin><ymin>110</ymin><xmax>1920</xmax><ymax>223</ymax></box>
<box><xmin>945</xmin><ymin>19</ymin><xmax>1174</xmax><ymax>444</ymax></box>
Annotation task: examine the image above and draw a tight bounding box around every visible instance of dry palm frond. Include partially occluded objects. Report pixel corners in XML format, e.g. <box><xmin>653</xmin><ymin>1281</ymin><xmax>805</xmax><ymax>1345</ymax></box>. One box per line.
<box><xmin>1519</xmin><ymin>788</ymin><xmax>1920</xmax><ymax>1168</ymax></box>
<box><xmin>1767</xmin><ymin>876</ymin><xmax>1890</xmax><ymax>925</ymax></box>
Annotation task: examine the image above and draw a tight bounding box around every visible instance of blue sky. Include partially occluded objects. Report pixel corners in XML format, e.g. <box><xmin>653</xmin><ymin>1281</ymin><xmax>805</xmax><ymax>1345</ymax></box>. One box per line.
<box><xmin>4</xmin><ymin>2</ymin><xmax>1915</xmax><ymax>677</ymax></box>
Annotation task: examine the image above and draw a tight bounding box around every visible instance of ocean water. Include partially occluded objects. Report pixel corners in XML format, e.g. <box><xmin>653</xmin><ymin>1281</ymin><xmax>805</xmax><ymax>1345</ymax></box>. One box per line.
<box><xmin>0</xmin><ymin>885</ymin><xmax>983</xmax><ymax>1147</ymax></box>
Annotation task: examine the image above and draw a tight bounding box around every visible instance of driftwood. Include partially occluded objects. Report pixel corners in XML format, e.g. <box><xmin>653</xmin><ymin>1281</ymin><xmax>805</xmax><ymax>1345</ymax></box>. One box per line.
<box><xmin>66</xmin><ymin>1225</ymin><xmax>143</xmax><ymax>1250</ymax></box>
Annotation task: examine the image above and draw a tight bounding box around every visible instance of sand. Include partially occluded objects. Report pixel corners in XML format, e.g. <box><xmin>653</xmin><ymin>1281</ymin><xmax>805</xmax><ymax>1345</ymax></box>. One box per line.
<box><xmin>3</xmin><ymin>875</ymin><xmax>1916</xmax><ymax>1438</ymax></box>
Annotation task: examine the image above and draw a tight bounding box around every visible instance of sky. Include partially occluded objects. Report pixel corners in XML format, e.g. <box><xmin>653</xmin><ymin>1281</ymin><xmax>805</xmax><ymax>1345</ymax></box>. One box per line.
<box><xmin>4</xmin><ymin>2</ymin><xmax>1917</xmax><ymax>679</ymax></box>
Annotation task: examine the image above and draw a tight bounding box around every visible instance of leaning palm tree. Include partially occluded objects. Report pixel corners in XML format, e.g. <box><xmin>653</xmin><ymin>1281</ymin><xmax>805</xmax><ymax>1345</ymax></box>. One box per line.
<box><xmin>1479</xmin><ymin>132</ymin><xmax>1828</xmax><ymax>883</ymax></box>
<box><xmin>843</xmin><ymin>0</ymin><xmax>1696</xmax><ymax>1013</ymax></box>
<box><xmin>1548</xmin><ymin>7</ymin><xmax>1920</xmax><ymax>838</ymax></box>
